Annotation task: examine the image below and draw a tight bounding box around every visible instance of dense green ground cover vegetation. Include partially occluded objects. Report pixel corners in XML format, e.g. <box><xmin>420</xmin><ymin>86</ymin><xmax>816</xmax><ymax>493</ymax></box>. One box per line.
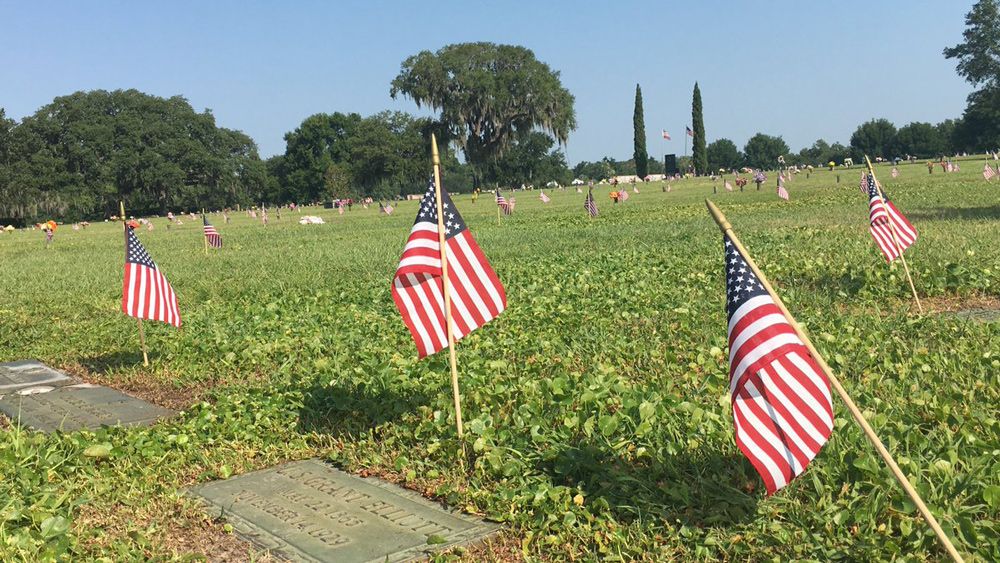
<box><xmin>0</xmin><ymin>162</ymin><xmax>997</xmax><ymax>560</ymax></box>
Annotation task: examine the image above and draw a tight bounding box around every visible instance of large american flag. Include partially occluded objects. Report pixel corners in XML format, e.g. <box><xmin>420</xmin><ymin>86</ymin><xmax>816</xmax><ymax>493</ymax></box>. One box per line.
<box><xmin>392</xmin><ymin>179</ymin><xmax>506</xmax><ymax>358</ymax></box>
<box><xmin>584</xmin><ymin>187</ymin><xmax>599</xmax><ymax>217</ymax></box>
<box><xmin>866</xmin><ymin>174</ymin><xmax>917</xmax><ymax>262</ymax></box>
<box><xmin>723</xmin><ymin>235</ymin><xmax>833</xmax><ymax>494</ymax></box>
<box><xmin>496</xmin><ymin>189</ymin><xmax>512</xmax><ymax>215</ymax></box>
<box><xmin>203</xmin><ymin>215</ymin><xmax>222</xmax><ymax>248</ymax></box>
<box><xmin>122</xmin><ymin>226</ymin><xmax>181</xmax><ymax>327</ymax></box>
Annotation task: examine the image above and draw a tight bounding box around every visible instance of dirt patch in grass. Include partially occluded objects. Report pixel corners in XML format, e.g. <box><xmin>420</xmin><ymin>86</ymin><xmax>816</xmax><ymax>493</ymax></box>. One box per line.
<box><xmin>75</xmin><ymin>498</ymin><xmax>276</xmax><ymax>562</ymax></box>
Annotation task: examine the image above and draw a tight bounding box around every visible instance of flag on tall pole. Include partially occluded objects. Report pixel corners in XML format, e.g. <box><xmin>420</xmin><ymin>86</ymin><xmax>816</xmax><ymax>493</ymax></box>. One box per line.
<box><xmin>203</xmin><ymin>214</ymin><xmax>222</xmax><ymax>248</ymax></box>
<box><xmin>123</xmin><ymin>221</ymin><xmax>181</xmax><ymax>329</ymax></box>
<box><xmin>584</xmin><ymin>187</ymin><xmax>599</xmax><ymax>217</ymax></box>
<box><xmin>686</xmin><ymin>126</ymin><xmax>694</xmax><ymax>137</ymax></box>
<box><xmin>864</xmin><ymin>156</ymin><xmax>922</xmax><ymax>313</ymax></box>
<box><xmin>661</xmin><ymin>129</ymin><xmax>671</xmax><ymax>140</ymax></box>
<box><xmin>706</xmin><ymin>199</ymin><xmax>963</xmax><ymax>562</ymax></box>
<box><xmin>392</xmin><ymin>135</ymin><xmax>507</xmax><ymax>442</ymax></box>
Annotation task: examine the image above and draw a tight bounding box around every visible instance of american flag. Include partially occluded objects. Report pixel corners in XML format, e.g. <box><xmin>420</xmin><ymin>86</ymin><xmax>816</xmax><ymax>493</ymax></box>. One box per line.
<box><xmin>122</xmin><ymin>226</ymin><xmax>181</xmax><ymax>327</ymax></box>
<box><xmin>662</xmin><ymin>129</ymin><xmax>671</xmax><ymax>140</ymax></box>
<box><xmin>777</xmin><ymin>176</ymin><xmax>790</xmax><ymax>201</ymax></box>
<box><xmin>584</xmin><ymin>187</ymin><xmax>599</xmax><ymax>217</ymax></box>
<box><xmin>619</xmin><ymin>187</ymin><xmax>630</xmax><ymax>202</ymax></box>
<box><xmin>686</xmin><ymin>126</ymin><xmax>694</xmax><ymax>137</ymax></box>
<box><xmin>633</xmin><ymin>185</ymin><xmax>639</xmax><ymax>194</ymax></box>
<box><xmin>725</xmin><ymin>181</ymin><xmax>733</xmax><ymax>192</ymax></box>
<box><xmin>984</xmin><ymin>163</ymin><xmax>996</xmax><ymax>180</ymax></box>
<box><xmin>496</xmin><ymin>189</ymin><xmax>512</xmax><ymax>215</ymax></box>
<box><xmin>859</xmin><ymin>172</ymin><xmax>869</xmax><ymax>195</ymax></box>
<box><xmin>946</xmin><ymin>161</ymin><xmax>954</xmax><ymax>173</ymax></box>
<box><xmin>392</xmin><ymin>178</ymin><xmax>506</xmax><ymax>358</ymax></box>
<box><xmin>891</xmin><ymin>167</ymin><xmax>899</xmax><ymax>178</ymax></box>
<box><xmin>380</xmin><ymin>201</ymin><xmax>394</xmax><ymax>215</ymax></box>
<box><xmin>722</xmin><ymin>234</ymin><xmax>833</xmax><ymax>494</ymax></box>
<box><xmin>954</xmin><ymin>162</ymin><xmax>961</xmax><ymax>172</ymax></box>
<box><xmin>866</xmin><ymin>174</ymin><xmax>917</xmax><ymax>262</ymax></box>
<box><xmin>203</xmin><ymin>215</ymin><xmax>222</xmax><ymax>248</ymax></box>
<box><xmin>539</xmin><ymin>191</ymin><xmax>551</xmax><ymax>203</ymax></box>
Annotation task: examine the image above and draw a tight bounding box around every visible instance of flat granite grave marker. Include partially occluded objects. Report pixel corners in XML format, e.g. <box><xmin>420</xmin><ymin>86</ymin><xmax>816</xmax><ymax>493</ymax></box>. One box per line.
<box><xmin>952</xmin><ymin>307</ymin><xmax>1000</xmax><ymax>323</ymax></box>
<box><xmin>0</xmin><ymin>384</ymin><xmax>174</xmax><ymax>433</ymax></box>
<box><xmin>190</xmin><ymin>459</ymin><xmax>499</xmax><ymax>562</ymax></box>
<box><xmin>0</xmin><ymin>360</ymin><xmax>73</xmax><ymax>392</ymax></box>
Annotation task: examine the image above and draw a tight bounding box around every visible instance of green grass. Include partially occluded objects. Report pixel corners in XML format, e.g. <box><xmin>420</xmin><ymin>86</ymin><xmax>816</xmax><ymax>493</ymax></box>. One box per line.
<box><xmin>0</xmin><ymin>160</ymin><xmax>998</xmax><ymax>560</ymax></box>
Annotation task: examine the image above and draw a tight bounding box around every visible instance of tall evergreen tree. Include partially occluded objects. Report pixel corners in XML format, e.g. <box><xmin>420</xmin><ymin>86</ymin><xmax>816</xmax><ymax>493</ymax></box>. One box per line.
<box><xmin>632</xmin><ymin>84</ymin><xmax>648</xmax><ymax>179</ymax></box>
<box><xmin>691</xmin><ymin>82</ymin><xmax>708</xmax><ymax>175</ymax></box>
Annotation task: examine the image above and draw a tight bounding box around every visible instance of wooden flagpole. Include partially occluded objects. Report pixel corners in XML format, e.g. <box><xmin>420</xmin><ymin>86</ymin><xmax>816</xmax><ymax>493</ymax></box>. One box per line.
<box><xmin>864</xmin><ymin>156</ymin><xmax>923</xmax><ymax>314</ymax></box>
<box><xmin>706</xmin><ymin>199</ymin><xmax>964</xmax><ymax>563</ymax></box>
<box><xmin>202</xmin><ymin>208</ymin><xmax>208</xmax><ymax>255</ymax></box>
<box><xmin>430</xmin><ymin>134</ymin><xmax>465</xmax><ymax>440</ymax></box>
<box><xmin>120</xmin><ymin>201</ymin><xmax>149</xmax><ymax>366</ymax></box>
<box><xmin>496</xmin><ymin>193</ymin><xmax>502</xmax><ymax>226</ymax></box>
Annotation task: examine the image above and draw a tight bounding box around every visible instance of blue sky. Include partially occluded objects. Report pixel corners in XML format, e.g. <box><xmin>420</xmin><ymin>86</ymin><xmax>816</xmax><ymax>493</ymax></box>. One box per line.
<box><xmin>0</xmin><ymin>1</ymin><xmax>974</xmax><ymax>164</ymax></box>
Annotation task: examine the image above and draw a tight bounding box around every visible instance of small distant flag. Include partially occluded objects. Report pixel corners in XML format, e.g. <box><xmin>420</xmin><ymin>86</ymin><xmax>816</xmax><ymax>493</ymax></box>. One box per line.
<box><xmin>203</xmin><ymin>215</ymin><xmax>222</xmax><ymax>248</ymax></box>
<box><xmin>777</xmin><ymin>176</ymin><xmax>789</xmax><ymax>201</ymax></box>
<box><xmin>859</xmin><ymin>172</ymin><xmax>869</xmax><ymax>195</ymax></box>
<box><xmin>866</xmin><ymin>174</ymin><xmax>917</xmax><ymax>262</ymax></box>
<box><xmin>540</xmin><ymin>191</ymin><xmax>551</xmax><ymax>203</ymax></box>
<box><xmin>338</xmin><ymin>205</ymin><xmax>344</xmax><ymax>215</ymax></box>
<box><xmin>662</xmin><ymin>130</ymin><xmax>671</xmax><ymax>140</ymax></box>
<box><xmin>262</xmin><ymin>207</ymin><xmax>269</xmax><ymax>224</ymax></box>
<box><xmin>946</xmin><ymin>161</ymin><xmax>954</xmax><ymax>173</ymax></box>
<box><xmin>984</xmin><ymin>163</ymin><xmax>996</xmax><ymax>180</ymax></box>
<box><xmin>380</xmin><ymin>201</ymin><xmax>395</xmax><ymax>214</ymax></box>
<box><xmin>725</xmin><ymin>180</ymin><xmax>733</xmax><ymax>192</ymax></box>
<box><xmin>392</xmin><ymin>178</ymin><xmax>506</xmax><ymax>358</ymax></box>
<box><xmin>954</xmin><ymin>162</ymin><xmax>961</xmax><ymax>172</ymax></box>
<box><xmin>633</xmin><ymin>185</ymin><xmax>640</xmax><ymax>194</ymax></box>
<box><xmin>496</xmin><ymin>189</ymin><xmax>512</xmax><ymax>215</ymax></box>
<box><xmin>686</xmin><ymin>126</ymin><xmax>694</xmax><ymax>137</ymax></box>
<box><xmin>891</xmin><ymin>167</ymin><xmax>899</xmax><ymax>178</ymax></box>
<box><xmin>721</xmin><ymin>235</ymin><xmax>833</xmax><ymax>494</ymax></box>
<box><xmin>619</xmin><ymin>187</ymin><xmax>630</xmax><ymax>202</ymax></box>
<box><xmin>584</xmin><ymin>187</ymin><xmax>599</xmax><ymax>217</ymax></box>
<box><xmin>122</xmin><ymin>226</ymin><xmax>181</xmax><ymax>327</ymax></box>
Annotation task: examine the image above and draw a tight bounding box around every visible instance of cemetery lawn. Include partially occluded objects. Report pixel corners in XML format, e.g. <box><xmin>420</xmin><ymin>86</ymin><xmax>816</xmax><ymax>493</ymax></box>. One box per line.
<box><xmin>1</xmin><ymin>161</ymin><xmax>998</xmax><ymax>561</ymax></box>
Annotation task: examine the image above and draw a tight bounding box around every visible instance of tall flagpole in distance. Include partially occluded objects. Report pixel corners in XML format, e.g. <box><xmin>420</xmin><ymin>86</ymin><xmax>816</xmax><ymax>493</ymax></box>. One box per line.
<box><xmin>430</xmin><ymin>134</ymin><xmax>465</xmax><ymax>442</ymax></box>
<box><xmin>120</xmin><ymin>201</ymin><xmax>149</xmax><ymax>366</ymax></box>
<box><xmin>706</xmin><ymin>199</ymin><xmax>963</xmax><ymax>563</ymax></box>
<box><xmin>864</xmin><ymin>156</ymin><xmax>922</xmax><ymax>313</ymax></box>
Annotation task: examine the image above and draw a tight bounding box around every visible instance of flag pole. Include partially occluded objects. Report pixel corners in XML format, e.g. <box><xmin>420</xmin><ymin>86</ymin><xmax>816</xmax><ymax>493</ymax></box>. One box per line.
<box><xmin>120</xmin><ymin>201</ymin><xmax>149</xmax><ymax>367</ymax></box>
<box><xmin>705</xmin><ymin>199</ymin><xmax>964</xmax><ymax>563</ymax></box>
<box><xmin>430</xmin><ymin>134</ymin><xmax>465</xmax><ymax>441</ymax></box>
<box><xmin>864</xmin><ymin>156</ymin><xmax>922</xmax><ymax>314</ymax></box>
<box><xmin>202</xmin><ymin>208</ymin><xmax>208</xmax><ymax>255</ymax></box>
<box><xmin>496</xmin><ymin>194</ymin><xmax>502</xmax><ymax>226</ymax></box>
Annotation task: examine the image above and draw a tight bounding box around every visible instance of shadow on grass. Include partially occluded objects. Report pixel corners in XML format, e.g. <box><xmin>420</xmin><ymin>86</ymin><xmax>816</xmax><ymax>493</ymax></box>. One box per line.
<box><xmin>908</xmin><ymin>205</ymin><xmax>1000</xmax><ymax>222</ymax></box>
<box><xmin>297</xmin><ymin>380</ymin><xmax>431</xmax><ymax>439</ymax></box>
<box><xmin>538</xmin><ymin>441</ymin><xmax>760</xmax><ymax>528</ymax></box>
<box><xmin>79</xmin><ymin>350</ymin><xmax>156</xmax><ymax>372</ymax></box>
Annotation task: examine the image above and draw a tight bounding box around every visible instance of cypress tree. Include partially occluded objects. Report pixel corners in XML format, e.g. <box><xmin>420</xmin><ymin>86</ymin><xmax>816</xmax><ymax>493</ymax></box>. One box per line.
<box><xmin>633</xmin><ymin>84</ymin><xmax>648</xmax><ymax>179</ymax></box>
<box><xmin>692</xmin><ymin>82</ymin><xmax>708</xmax><ymax>175</ymax></box>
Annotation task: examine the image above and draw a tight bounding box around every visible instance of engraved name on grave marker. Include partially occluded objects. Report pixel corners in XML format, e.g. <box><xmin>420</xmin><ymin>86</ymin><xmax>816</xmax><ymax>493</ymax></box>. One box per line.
<box><xmin>0</xmin><ymin>384</ymin><xmax>174</xmax><ymax>433</ymax></box>
<box><xmin>0</xmin><ymin>360</ymin><xmax>73</xmax><ymax>391</ymax></box>
<box><xmin>190</xmin><ymin>459</ymin><xmax>499</xmax><ymax>563</ymax></box>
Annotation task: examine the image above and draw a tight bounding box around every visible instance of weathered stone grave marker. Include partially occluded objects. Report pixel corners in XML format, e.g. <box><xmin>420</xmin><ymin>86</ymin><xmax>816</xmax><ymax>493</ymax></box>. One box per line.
<box><xmin>190</xmin><ymin>459</ymin><xmax>499</xmax><ymax>562</ymax></box>
<box><xmin>0</xmin><ymin>360</ymin><xmax>174</xmax><ymax>432</ymax></box>
<box><xmin>0</xmin><ymin>359</ymin><xmax>73</xmax><ymax>392</ymax></box>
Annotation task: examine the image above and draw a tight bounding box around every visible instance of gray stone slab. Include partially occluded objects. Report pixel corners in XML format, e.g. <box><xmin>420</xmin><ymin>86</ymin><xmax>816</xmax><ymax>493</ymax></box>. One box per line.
<box><xmin>0</xmin><ymin>384</ymin><xmax>174</xmax><ymax>432</ymax></box>
<box><xmin>189</xmin><ymin>459</ymin><xmax>499</xmax><ymax>563</ymax></box>
<box><xmin>0</xmin><ymin>360</ymin><xmax>73</xmax><ymax>392</ymax></box>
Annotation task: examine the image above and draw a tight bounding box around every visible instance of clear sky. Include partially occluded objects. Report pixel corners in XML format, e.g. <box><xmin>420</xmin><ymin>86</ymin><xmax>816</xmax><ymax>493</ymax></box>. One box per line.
<box><xmin>0</xmin><ymin>0</ymin><xmax>975</xmax><ymax>164</ymax></box>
